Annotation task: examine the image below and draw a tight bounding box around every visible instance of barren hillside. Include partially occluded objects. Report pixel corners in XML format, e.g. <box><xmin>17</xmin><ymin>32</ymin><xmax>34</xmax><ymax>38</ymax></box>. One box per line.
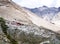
<box><xmin>0</xmin><ymin>0</ymin><xmax>60</xmax><ymax>44</ymax></box>
<box><xmin>0</xmin><ymin>0</ymin><xmax>60</xmax><ymax>33</ymax></box>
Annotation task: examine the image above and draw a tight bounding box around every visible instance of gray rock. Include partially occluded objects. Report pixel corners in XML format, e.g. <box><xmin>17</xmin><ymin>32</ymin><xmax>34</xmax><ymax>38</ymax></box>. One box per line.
<box><xmin>6</xmin><ymin>22</ymin><xmax>60</xmax><ymax>44</ymax></box>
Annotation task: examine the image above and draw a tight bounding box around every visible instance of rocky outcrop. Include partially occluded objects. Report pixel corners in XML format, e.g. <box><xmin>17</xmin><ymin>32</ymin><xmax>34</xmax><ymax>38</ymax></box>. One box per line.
<box><xmin>0</xmin><ymin>17</ymin><xmax>60</xmax><ymax>44</ymax></box>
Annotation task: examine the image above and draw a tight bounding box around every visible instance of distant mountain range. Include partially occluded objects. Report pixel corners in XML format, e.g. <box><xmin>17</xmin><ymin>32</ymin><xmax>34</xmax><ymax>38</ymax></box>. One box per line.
<box><xmin>24</xmin><ymin>6</ymin><xmax>60</xmax><ymax>21</ymax></box>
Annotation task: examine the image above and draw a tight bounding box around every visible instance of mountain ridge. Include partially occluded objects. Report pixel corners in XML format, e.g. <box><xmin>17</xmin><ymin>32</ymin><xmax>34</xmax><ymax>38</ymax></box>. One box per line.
<box><xmin>24</xmin><ymin>6</ymin><xmax>59</xmax><ymax>21</ymax></box>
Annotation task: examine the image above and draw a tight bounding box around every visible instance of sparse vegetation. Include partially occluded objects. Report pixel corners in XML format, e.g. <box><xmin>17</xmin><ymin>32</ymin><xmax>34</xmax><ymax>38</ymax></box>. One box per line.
<box><xmin>0</xmin><ymin>17</ymin><xmax>18</xmax><ymax>44</ymax></box>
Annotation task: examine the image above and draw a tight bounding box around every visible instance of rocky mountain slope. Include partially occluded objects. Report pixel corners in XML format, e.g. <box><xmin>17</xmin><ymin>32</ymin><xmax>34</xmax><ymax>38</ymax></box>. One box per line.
<box><xmin>0</xmin><ymin>0</ymin><xmax>60</xmax><ymax>33</ymax></box>
<box><xmin>52</xmin><ymin>12</ymin><xmax>60</xmax><ymax>27</ymax></box>
<box><xmin>24</xmin><ymin>6</ymin><xmax>59</xmax><ymax>21</ymax></box>
<box><xmin>24</xmin><ymin>6</ymin><xmax>60</xmax><ymax>28</ymax></box>
<box><xmin>0</xmin><ymin>0</ymin><xmax>33</xmax><ymax>25</ymax></box>
<box><xmin>0</xmin><ymin>15</ymin><xmax>60</xmax><ymax>44</ymax></box>
<box><xmin>0</xmin><ymin>0</ymin><xmax>60</xmax><ymax>44</ymax></box>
